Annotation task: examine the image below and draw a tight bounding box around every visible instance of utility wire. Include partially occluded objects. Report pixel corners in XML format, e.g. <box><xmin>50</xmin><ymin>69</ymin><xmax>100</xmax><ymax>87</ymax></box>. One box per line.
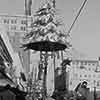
<box><xmin>67</xmin><ymin>0</ymin><xmax>88</xmax><ymax>34</ymax></box>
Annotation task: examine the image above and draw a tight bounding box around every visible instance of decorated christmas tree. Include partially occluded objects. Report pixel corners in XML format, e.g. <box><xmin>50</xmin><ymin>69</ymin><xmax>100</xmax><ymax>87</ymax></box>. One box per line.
<box><xmin>24</xmin><ymin>0</ymin><xmax>71</xmax><ymax>48</ymax></box>
<box><xmin>22</xmin><ymin>0</ymin><xmax>72</xmax><ymax>99</ymax></box>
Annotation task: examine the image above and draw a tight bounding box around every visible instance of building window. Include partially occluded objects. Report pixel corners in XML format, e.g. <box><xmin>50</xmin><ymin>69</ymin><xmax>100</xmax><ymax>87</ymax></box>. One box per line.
<box><xmin>88</xmin><ymin>68</ymin><xmax>91</xmax><ymax>71</ymax></box>
<box><xmin>70</xmin><ymin>81</ymin><xmax>72</xmax><ymax>85</ymax></box>
<box><xmin>81</xmin><ymin>62</ymin><xmax>84</xmax><ymax>65</ymax></box>
<box><xmin>21</xmin><ymin>20</ymin><xmax>27</xmax><ymax>24</ymax></box>
<box><xmin>11</xmin><ymin>19</ymin><xmax>17</xmax><ymax>24</ymax></box>
<box><xmin>84</xmin><ymin>75</ymin><xmax>87</xmax><ymax>77</ymax></box>
<box><xmin>9</xmin><ymin>38</ymin><xmax>13</xmax><ymax>43</ymax></box>
<box><xmin>80</xmin><ymin>75</ymin><xmax>82</xmax><ymax>77</ymax></box>
<box><xmin>80</xmin><ymin>66</ymin><xmax>85</xmax><ymax>69</ymax></box>
<box><xmin>3</xmin><ymin>19</ymin><xmax>9</xmax><ymax>24</ymax></box>
<box><xmin>80</xmin><ymin>79</ymin><xmax>82</xmax><ymax>81</ymax></box>
<box><xmin>20</xmin><ymin>26</ymin><xmax>26</xmax><ymax>31</ymax></box>
<box><xmin>92</xmin><ymin>63</ymin><xmax>95</xmax><ymax>66</ymax></box>
<box><xmin>97</xmin><ymin>81</ymin><xmax>100</xmax><ymax>86</ymax></box>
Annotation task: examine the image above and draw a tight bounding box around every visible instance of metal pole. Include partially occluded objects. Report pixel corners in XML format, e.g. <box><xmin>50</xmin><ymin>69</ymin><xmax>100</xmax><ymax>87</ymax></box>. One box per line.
<box><xmin>43</xmin><ymin>52</ymin><xmax>48</xmax><ymax>99</ymax></box>
<box><xmin>53</xmin><ymin>52</ymin><xmax>56</xmax><ymax>91</ymax></box>
<box><xmin>25</xmin><ymin>0</ymin><xmax>30</xmax><ymax>73</ymax></box>
<box><xmin>25</xmin><ymin>0</ymin><xmax>27</xmax><ymax>15</ymax></box>
<box><xmin>25</xmin><ymin>0</ymin><xmax>28</xmax><ymax>33</ymax></box>
<box><xmin>67</xmin><ymin>0</ymin><xmax>88</xmax><ymax>34</ymax></box>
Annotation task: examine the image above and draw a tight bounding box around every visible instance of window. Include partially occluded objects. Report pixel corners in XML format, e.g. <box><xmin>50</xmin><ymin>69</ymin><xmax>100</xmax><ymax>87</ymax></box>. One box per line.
<box><xmin>97</xmin><ymin>81</ymin><xmax>100</xmax><ymax>86</ymax></box>
<box><xmin>88</xmin><ymin>68</ymin><xmax>91</xmax><ymax>71</ymax></box>
<box><xmin>84</xmin><ymin>75</ymin><xmax>87</xmax><ymax>77</ymax></box>
<box><xmin>11</xmin><ymin>19</ymin><xmax>17</xmax><ymax>24</ymax></box>
<box><xmin>80</xmin><ymin>66</ymin><xmax>85</xmax><ymax>69</ymax></box>
<box><xmin>3</xmin><ymin>19</ymin><xmax>9</xmax><ymax>24</ymax></box>
<box><xmin>70</xmin><ymin>81</ymin><xmax>72</xmax><ymax>85</ymax></box>
<box><xmin>9</xmin><ymin>38</ymin><xmax>13</xmax><ymax>43</ymax></box>
<box><xmin>80</xmin><ymin>75</ymin><xmax>82</xmax><ymax>77</ymax></box>
<box><xmin>92</xmin><ymin>63</ymin><xmax>95</xmax><ymax>66</ymax></box>
<box><xmin>21</xmin><ymin>20</ymin><xmax>27</xmax><ymax>24</ymax></box>
<box><xmin>20</xmin><ymin>26</ymin><xmax>26</xmax><ymax>31</ymax></box>
<box><xmin>80</xmin><ymin>79</ymin><xmax>82</xmax><ymax>81</ymax></box>
<box><xmin>81</xmin><ymin>61</ymin><xmax>84</xmax><ymax>65</ymax></box>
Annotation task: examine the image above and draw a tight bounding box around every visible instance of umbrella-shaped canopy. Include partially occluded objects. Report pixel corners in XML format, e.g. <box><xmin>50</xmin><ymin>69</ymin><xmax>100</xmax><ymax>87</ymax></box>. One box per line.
<box><xmin>22</xmin><ymin>41</ymin><xmax>67</xmax><ymax>52</ymax></box>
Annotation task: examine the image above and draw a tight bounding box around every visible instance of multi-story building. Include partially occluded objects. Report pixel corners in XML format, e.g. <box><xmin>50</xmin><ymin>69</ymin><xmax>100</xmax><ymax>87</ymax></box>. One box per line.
<box><xmin>68</xmin><ymin>58</ymin><xmax>100</xmax><ymax>100</ymax></box>
<box><xmin>61</xmin><ymin>49</ymin><xmax>100</xmax><ymax>91</ymax></box>
<box><xmin>53</xmin><ymin>57</ymin><xmax>100</xmax><ymax>99</ymax></box>
<box><xmin>0</xmin><ymin>14</ymin><xmax>33</xmax><ymax>75</ymax></box>
<box><xmin>69</xmin><ymin>59</ymin><xmax>100</xmax><ymax>91</ymax></box>
<box><xmin>0</xmin><ymin>27</ymin><xmax>15</xmax><ymax>86</ymax></box>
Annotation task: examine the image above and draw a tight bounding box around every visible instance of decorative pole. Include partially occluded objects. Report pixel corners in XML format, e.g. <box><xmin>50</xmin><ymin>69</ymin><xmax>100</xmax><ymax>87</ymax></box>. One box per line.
<box><xmin>24</xmin><ymin>0</ymin><xmax>33</xmax><ymax>93</ymax></box>
<box><xmin>53</xmin><ymin>52</ymin><xmax>56</xmax><ymax>91</ymax></box>
<box><xmin>43</xmin><ymin>52</ymin><xmax>48</xmax><ymax>98</ymax></box>
<box><xmin>94</xmin><ymin>80</ymin><xmax>96</xmax><ymax>100</ymax></box>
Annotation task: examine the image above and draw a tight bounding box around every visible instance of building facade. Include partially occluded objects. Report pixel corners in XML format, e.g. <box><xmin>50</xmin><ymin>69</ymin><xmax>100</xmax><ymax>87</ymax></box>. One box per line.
<box><xmin>0</xmin><ymin>14</ymin><xmax>33</xmax><ymax>75</ymax></box>
<box><xmin>69</xmin><ymin>59</ymin><xmax>100</xmax><ymax>91</ymax></box>
<box><xmin>54</xmin><ymin>57</ymin><xmax>100</xmax><ymax>99</ymax></box>
<box><xmin>0</xmin><ymin>29</ymin><xmax>16</xmax><ymax>86</ymax></box>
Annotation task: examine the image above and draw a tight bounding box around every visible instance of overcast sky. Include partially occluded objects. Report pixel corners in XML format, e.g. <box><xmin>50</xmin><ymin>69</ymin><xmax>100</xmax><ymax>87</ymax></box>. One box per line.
<box><xmin>0</xmin><ymin>0</ymin><xmax>100</xmax><ymax>59</ymax></box>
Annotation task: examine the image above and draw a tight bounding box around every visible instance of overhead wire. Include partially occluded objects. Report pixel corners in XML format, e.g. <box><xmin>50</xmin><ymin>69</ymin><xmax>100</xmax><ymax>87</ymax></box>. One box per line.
<box><xmin>67</xmin><ymin>0</ymin><xmax>88</xmax><ymax>35</ymax></box>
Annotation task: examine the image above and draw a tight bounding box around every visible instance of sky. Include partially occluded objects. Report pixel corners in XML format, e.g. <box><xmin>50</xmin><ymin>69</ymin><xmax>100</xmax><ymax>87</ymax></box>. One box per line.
<box><xmin>0</xmin><ymin>0</ymin><xmax>100</xmax><ymax>59</ymax></box>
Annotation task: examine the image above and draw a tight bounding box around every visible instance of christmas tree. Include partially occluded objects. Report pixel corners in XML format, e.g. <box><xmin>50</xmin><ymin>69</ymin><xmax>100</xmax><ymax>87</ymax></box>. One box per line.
<box><xmin>22</xmin><ymin>0</ymin><xmax>72</xmax><ymax>99</ymax></box>
<box><xmin>24</xmin><ymin>0</ymin><xmax>71</xmax><ymax>48</ymax></box>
